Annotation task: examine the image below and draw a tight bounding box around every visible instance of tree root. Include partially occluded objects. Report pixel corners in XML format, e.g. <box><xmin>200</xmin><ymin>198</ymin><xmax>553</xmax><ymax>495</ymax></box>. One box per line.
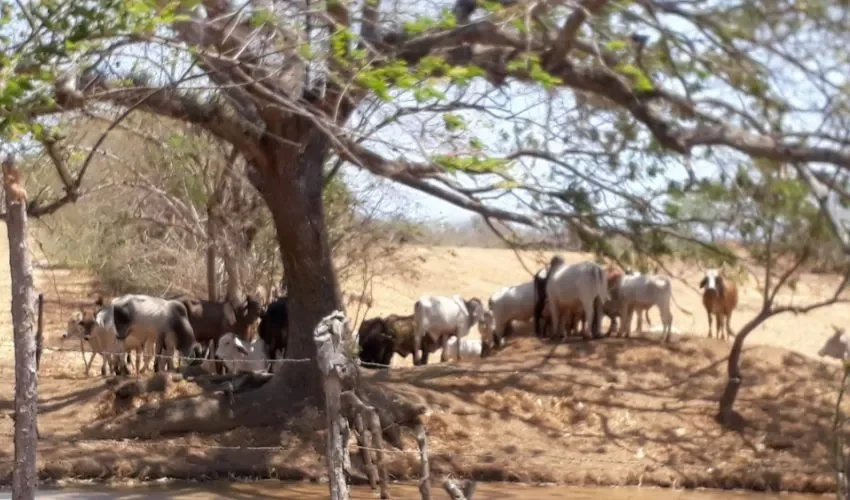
<box><xmin>84</xmin><ymin>310</ymin><xmax>433</xmax><ymax>500</ymax></box>
<box><xmin>83</xmin><ymin>364</ymin><xmax>319</xmax><ymax>439</ymax></box>
<box><xmin>443</xmin><ymin>478</ymin><xmax>476</xmax><ymax>500</ymax></box>
<box><xmin>83</xmin><ymin>364</ymin><xmax>430</xmax><ymax>449</ymax></box>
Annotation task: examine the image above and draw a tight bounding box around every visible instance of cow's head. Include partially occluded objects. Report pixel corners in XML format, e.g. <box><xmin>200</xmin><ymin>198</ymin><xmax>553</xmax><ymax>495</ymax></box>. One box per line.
<box><xmin>606</xmin><ymin>267</ymin><xmax>625</xmax><ymax>289</ymax></box>
<box><xmin>465</xmin><ymin>297</ymin><xmax>485</xmax><ymax>325</ymax></box>
<box><xmin>699</xmin><ymin>269</ymin><xmax>725</xmax><ymax>298</ymax></box>
<box><xmin>549</xmin><ymin>255</ymin><xmax>565</xmax><ymax>270</ymax></box>
<box><xmin>477</xmin><ymin>309</ymin><xmax>496</xmax><ymax>354</ymax></box>
<box><xmin>819</xmin><ymin>326</ymin><xmax>850</xmax><ymax>360</ymax></box>
<box><xmin>237</xmin><ymin>294</ymin><xmax>264</xmax><ymax>324</ymax></box>
<box><xmin>63</xmin><ymin>310</ymin><xmax>96</xmax><ymax>341</ymax></box>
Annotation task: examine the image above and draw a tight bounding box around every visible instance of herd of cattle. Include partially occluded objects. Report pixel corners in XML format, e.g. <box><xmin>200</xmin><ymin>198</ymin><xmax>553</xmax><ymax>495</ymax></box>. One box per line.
<box><xmin>61</xmin><ymin>255</ymin><xmax>758</xmax><ymax>377</ymax></box>
<box><xmin>357</xmin><ymin>256</ymin><xmax>740</xmax><ymax>367</ymax></box>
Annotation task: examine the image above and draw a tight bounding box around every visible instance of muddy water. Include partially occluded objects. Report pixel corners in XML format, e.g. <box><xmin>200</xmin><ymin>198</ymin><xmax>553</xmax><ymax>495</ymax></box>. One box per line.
<box><xmin>5</xmin><ymin>481</ymin><xmax>826</xmax><ymax>499</ymax></box>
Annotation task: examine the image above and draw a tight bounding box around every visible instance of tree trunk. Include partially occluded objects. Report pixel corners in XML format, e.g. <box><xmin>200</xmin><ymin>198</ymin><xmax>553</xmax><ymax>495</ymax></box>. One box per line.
<box><xmin>717</xmin><ymin>310</ymin><xmax>769</xmax><ymax>425</ymax></box>
<box><xmin>206</xmin><ymin>211</ymin><xmax>218</xmax><ymax>302</ymax></box>
<box><xmin>5</xmin><ymin>161</ymin><xmax>38</xmax><ymax>500</ymax></box>
<box><xmin>259</xmin><ymin>131</ymin><xmax>344</xmax><ymax>397</ymax></box>
<box><xmin>82</xmin><ymin>130</ymin><xmax>347</xmax><ymax>438</ymax></box>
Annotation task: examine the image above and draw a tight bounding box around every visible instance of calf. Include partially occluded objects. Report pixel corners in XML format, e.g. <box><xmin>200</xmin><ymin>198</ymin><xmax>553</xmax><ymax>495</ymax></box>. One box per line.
<box><xmin>413</xmin><ymin>295</ymin><xmax>484</xmax><ymax>365</ymax></box>
<box><xmin>63</xmin><ymin>309</ymin><xmax>126</xmax><ymax>377</ymax></box>
<box><xmin>358</xmin><ymin>314</ymin><xmax>438</xmax><ymax>368</ymax></box>
<box><xmin>215</xmin><ymin>332</ymin><xmax>269</xmax><ymax>374</ymax></box>
<box><xmin>699</xmin><ymin>268</ymin><xmax>738</xmax><ymax>341</ymax></box>
<box><xmin>443</xmin><ymin>336</ymin><xmax>482</xmax><ymax>361</ymax></box>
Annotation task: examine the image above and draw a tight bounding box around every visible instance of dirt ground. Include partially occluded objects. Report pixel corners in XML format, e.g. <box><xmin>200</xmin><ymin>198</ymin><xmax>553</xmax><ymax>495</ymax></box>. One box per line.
<box><xmin>1</xmin><ymin>230</ymin><xmax>849</xmax><ymax>493</ymax></box>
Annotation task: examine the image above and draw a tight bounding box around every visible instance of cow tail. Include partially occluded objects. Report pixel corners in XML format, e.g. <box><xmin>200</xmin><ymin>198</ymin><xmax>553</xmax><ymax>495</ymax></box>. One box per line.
<box><xmin>594</xmin><ymin>266</ymin><xmax>607</xmax><ymax>338</ymax></box>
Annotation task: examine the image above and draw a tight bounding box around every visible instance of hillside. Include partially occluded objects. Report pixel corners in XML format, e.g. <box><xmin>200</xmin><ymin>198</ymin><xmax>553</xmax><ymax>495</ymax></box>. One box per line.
<box><xmin>0</xmin><ymin>233</ymin><xmax>848</xmax><ymax>492</ymax></box>
<box><xmin>0</xmin><ymin>334</ymin><xmax>844</xmax><ymax>492</ymax></box>
<box><xmin>342</xmin><ymin>245</ymin><xmax>849</xmax><ymax>366</ymax></box>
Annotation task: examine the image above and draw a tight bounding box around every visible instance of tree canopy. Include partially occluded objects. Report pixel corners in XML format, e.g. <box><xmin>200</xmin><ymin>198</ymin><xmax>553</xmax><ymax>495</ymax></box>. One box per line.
<box><xmin>1</xmin><ymin>0</ymin><xmax>849</xmax><ymax>259</ymax></box>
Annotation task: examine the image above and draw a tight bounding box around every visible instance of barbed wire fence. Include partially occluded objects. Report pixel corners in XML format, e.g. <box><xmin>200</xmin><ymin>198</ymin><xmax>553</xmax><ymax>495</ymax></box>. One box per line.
<box><xmin>2</xmin><ymin>327</ymin><xmax>845</xmax><ymax>498</ymax></box>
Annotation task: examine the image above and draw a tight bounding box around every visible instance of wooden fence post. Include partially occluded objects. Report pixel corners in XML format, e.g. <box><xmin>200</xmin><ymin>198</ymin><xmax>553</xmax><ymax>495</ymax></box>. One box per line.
<box><xmin>4</xmin><ymin>155</ymin><xmax>38</xmax><ymax>500</ymax></box>
<box><xmin>35</xmin><ymin>294</ymin><xmax>43</xmax><ymax>373</ymax></box>
<box><xmin>314</xmin><ymin>310</ymin><xmax>356</xmax><ymax>500</ymax></box>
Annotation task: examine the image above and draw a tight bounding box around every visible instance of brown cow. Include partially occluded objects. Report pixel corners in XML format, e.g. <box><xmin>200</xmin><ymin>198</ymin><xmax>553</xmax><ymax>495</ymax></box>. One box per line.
<box><xmin>699</xmin><ymin>268</ymin><xmax>738</xmax><ymax>340</ymax></box>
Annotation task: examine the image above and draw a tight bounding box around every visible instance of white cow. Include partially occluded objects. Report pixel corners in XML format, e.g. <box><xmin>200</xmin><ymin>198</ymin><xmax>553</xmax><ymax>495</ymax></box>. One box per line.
<box><xmin>413</xmin><ymin>295</ymin><xmax>485</xmax><ymax>365</ymax></box>
<box><xmin>215</xmin><ymin>332</ymin><xmax>269</xmax><ymax>374</ymax></box>
<box><xmin>107</xmin><ymin>294</ymin><xmax>202</xmax><ymax>372</ymax></box>
<box><xmin>95</xmin><ymin>303</ymin><xmax>155</xmax><ymax>375</ymax></box>
<box><xmin>63</xmin><ymin>307</ymin><xmax>156</xmax><ymax>376</ymax></box>
<box><xmin>610</xmin><ymin>273</ymin><xmax>675</xmax><ymax>341</ymax></box>
<box><xmin>485</xmin><ymin>281</ymin><xmax>536</xmax><ymax>349</ymax></box>
<box><xmin>818</xmin><ymin>326</ymin><xmax>850</xmax><ymax>361</ymax></box>
<box><xmin>443</xmin><ymin>336</ymin><xmax>483</xmax><ymax>361</ymax></box>
<box><xmin>545</xmin><ymin>259</ymin><xmax>609</xmax><ymax>340</ymax></box>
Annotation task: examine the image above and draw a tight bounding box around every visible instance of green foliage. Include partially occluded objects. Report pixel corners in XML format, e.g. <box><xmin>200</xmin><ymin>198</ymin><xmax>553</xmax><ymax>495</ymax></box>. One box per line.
<box><xmin>432</xmin><ymin>154</ymin><xmax>509</xmax><ymax>174</ymax></box>
<box><xmin>442</xmin><ymin>113</ymin><xmax>466</xmax><ymax>132</ymax></box>
<box><xmin>506</xmin><ymin>53</ymin><xmax>563</xmax><ymax>88</ymax></box>
<box><xmin>614</xmin><ymin>63</ymin><xmax>654</xmax><ymax>92</ymax></box>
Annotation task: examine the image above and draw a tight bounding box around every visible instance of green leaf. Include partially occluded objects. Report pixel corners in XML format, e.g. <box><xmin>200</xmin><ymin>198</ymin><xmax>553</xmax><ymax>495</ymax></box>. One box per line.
<box><xmin>250</xmin><ymin>9</ymin><xmax>276</xmax><ymax>27</ymax></box>
<box><xmin>442</xmin><ymin>113</ymin><xmax>466</xmax><ymax>132</ymax></box>
<box><xmin>614</xmin><ymin>63</ymin><xmax>654</xmax><ymax>92</ymax></box>
<box><xmin>605</xmin><ymin>40</ymin><xmax>627</xmax><ymax>51</ymax></box>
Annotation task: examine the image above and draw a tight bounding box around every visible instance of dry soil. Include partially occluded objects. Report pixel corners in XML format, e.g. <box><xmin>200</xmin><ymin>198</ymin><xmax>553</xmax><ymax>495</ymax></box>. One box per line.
<box><xmin>1</xmin><ymin>228</ymin><xmax>849</xmax><ymax>494</ymax></box>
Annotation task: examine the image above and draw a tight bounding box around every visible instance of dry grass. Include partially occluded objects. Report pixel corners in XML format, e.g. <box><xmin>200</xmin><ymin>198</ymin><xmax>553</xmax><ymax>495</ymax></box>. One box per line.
<box><xmin>1</xmin><ymin>228</ymin><xmax>849</xmax><ymax>492</ymax></box>
<box><xmin>0</xmin><ymin>335</ymin><xmax>845</xmax><ymax>492</ymax></box>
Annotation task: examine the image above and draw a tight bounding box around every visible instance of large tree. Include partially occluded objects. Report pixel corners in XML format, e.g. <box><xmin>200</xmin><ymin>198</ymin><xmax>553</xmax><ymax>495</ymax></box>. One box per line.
<box><xmin>4</xmin><ymin>0</ymin><xmax>850</xmax><ymax>430</ymax></box>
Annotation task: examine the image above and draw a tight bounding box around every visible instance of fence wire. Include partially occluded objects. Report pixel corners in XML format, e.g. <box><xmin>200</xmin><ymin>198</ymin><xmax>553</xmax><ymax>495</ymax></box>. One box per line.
<box><xmin>0</xmin><ymin>430</ymin><xmax>829</xmax><ymax>477</ymax></box>
<box><xmin>0</xmin><ymin>334</ymin><xmax>842</xmax><ymax>483</ymax></box>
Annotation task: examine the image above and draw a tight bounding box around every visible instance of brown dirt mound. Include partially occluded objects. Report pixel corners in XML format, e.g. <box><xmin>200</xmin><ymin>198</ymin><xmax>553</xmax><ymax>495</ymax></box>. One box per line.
<box><xmin>0</xmin><ymin>334</ymin><xmax>844</xmax><ymax>493</ymax></box>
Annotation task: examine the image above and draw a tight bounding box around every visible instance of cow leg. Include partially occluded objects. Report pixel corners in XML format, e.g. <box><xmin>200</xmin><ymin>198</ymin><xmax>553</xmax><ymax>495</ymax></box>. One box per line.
<box><xmin>623</xmin><ymin>306</ymin><xmax>635</xmax><ymax>338</ymax></box>
<box><xmin>380</xmin><ymin>345</ymin><xmax>393</xmax><ymax>368</ymax></box>
<box><xmin>494</xmin><ymin>321</ymin><xmax>505</xmax><ymax>348</ymax></box>
<box><xmin>133</xmin><ymin>348</ymin><xmax>141</xmax><ymax>375</ymax></box>
<box><xmin>143</xmin><ymin>342</ymin><xmax>154</xmax><ymax>373</ymax></box>
<box><xmin>413</xmin><ymin>333</ymin><xmax>423</xmax><ymax>366</ymax></box>
<box><xmin>717</xmin><ymin>312</ymin><xmax>727</xmax><ymax>341</ymax></box>
<box><xmin>548</xmin><ymin>294</ymin><xmax>563</xmax><ymax>342</ymax></box>
<box><xmin>606</xmin><ymin>315</ymin><xmax>617</xmax><ymax>336</ymax></box>
<box><xmin>725</xmin><ymin>312</ymin><xmax>734</xmax><ymax>339</ymax></box>
<box><xmin>581</xmin><ymin>302</ymin><xmax>593</xmax><ymax>340</ymax></box>
<box><xmin>440</xmin><ymin>336</ymin><xmax>451</xmax><ymax>363</ymax></box>
<box><xmin>84</xmin><ymin>350</ymin><xmax>95</xmax><ymax>377</ymax></box>
<box><xmin>660</xmin><ymin>302</ymin><xmax>673</xmax><ymax>342</ymax></box>
<box><xmin>706</xmin><ymin>311</ymin><xmax>713</xmax><ymax>339</ymax></box>
<box><xmin>100</xmin><ymin>354</ymin><xmax>107</xmax><ymax>377</ymax></box>
<box><xmin>635</xmin><ymin>307</ymin><xmax>644</xmax><ymax>335</ymax></box>
<box><xmin>617</xmin><ymin>304</ymin><xmax>629</xmax><ymax>337</ymax></box>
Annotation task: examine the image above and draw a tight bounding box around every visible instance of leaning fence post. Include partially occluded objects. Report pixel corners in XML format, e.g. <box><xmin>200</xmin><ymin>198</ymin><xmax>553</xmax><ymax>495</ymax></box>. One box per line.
<box><xmin>416</xmin><ymin>424</ymin><xmax>431</xmax><ymax>500</ymax></box>
<box><xmin>314</xmin><ymin>310</ymin><xmax>356</xmax><ymax>500</ymax></box>
<box><xmin>4</xmin><ymin>155</ymin><xmax>38</xmax><ymax>500</ymax></box>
